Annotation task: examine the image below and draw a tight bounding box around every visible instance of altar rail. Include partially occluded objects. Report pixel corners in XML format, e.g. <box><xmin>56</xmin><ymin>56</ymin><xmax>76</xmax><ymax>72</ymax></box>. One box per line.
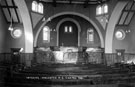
<box><xmin>0</xmin><ymin>53</ymin><xmax>135</xmax><ymax>66</ymax></box>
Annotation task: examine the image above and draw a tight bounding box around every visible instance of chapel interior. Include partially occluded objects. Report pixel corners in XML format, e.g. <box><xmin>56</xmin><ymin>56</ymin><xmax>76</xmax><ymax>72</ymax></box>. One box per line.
<box><xmin>1</xmin><ymin>0</ymin><xmax>135</xmax><ymax>87</ymax></box>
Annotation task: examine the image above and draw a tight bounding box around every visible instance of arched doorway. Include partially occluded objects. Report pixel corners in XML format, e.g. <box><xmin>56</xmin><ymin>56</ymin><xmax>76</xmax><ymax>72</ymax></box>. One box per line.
<box><xmin>59</xmin><ymin>21</ymin><xmax>78</xmax><ymax>46</ymax></box>
<box><xmin>56</xmin><ymin>18</ymin><xmax>81</xmax><ymax>47</ymax></box>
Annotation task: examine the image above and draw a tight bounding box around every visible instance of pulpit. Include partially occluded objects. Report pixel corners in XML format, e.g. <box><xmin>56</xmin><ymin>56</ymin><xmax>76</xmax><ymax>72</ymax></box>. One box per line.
<box><xmin>116</xmin><ymin>49</ymin><xmax>125</xmax><ymax>63</ymax></box>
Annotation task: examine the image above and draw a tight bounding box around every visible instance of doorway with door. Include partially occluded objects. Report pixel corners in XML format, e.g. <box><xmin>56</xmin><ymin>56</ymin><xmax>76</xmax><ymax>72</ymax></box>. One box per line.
<box><xmin>59</xmin><ymin>21</ymin><xmax>78</xmax><ymax>47</ymax></box>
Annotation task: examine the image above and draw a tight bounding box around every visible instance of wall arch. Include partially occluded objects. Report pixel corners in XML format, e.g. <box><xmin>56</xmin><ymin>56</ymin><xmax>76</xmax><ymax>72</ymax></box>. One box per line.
<box><xmin>105</xmin><ymin>1</ymin><xmax>128</xmax><ymax>53</ymax></box>
<box><xmin>56</xmin><ymin>18</ymin><xmax>81</xmax><ymax>46</ymax></box>
<box><xmin>34</xmin><ymin>12</ymin><xmax>104</xmax><ymax>48</ymax></box>
<box><xmin>14</xmin><ymin>0</ymin><xmax>33</xmax><ymax>53</ymax></box>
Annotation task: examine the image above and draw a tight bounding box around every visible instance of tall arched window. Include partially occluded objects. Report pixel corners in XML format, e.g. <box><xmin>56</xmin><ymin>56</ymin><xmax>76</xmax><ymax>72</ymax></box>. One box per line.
<box><xmin>103</xmin><ymin>4</ymin><xmax>108</xmax><ymax>14</ymax></box>
<box><xmin>43</xmin><ymin>26</ymin><xmax>50</xmax><ymax>42</ymax></box>
<box><xmin>96</xmin><ymin>5</ymin><xmax>102</xmax><ymax>15</ymax></box>
<box><xmin>87</xmin><ymin>28</ymin><xmax>94</xmax><ymax>43</ymax></box>
<box><xmin>38</xmin><ymin>3</ymin><xmax>43</xmax><ymax>14</ymax></box>
<box><xmin>32</xmin><ymin>1</ymin><xmax>38</xmax><ymax>12</ymax></box>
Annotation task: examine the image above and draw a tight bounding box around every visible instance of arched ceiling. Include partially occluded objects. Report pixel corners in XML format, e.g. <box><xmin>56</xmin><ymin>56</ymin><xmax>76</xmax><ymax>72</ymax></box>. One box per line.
<box><xmin>0</xmin><ymin>0</ymin><xmax>110</xmax><ymax>24</ymax></box>
<box><xmin>40</xmin><ymin>0</ymin><xmax>110</xmax><ymax>7</ymax></box>
<box><xmin>117</xmin><ymin>1</ymin><xmax>135</xmax><ymax>26</ymax></box>
<box><xmin>0</xmin><ymin>0</ymin><xmax>22</xmax><ymax>24</ymax></box>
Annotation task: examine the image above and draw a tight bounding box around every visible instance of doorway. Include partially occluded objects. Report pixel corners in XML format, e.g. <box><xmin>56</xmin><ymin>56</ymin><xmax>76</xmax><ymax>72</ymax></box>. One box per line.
<box><xmin>59</xmin><ymin>21</ymin><xmax>78</xmax><ymax>47</ymax></box>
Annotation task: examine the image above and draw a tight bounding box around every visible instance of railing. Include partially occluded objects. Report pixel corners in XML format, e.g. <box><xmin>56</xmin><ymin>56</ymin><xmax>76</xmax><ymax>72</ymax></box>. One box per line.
<box><xmin>0</xmin><ymin>52</ymin><xmax>135</xmax><ymax>66</ymax></box>
<box><xmin>0</xmin><ymin>53</ymin><xmax>11</xmax><ymax>64</ymax></box>
<box><xmin>105</xmin><ymin>53</ymin><xmax>117</xmax><ymax>66</ymax></box>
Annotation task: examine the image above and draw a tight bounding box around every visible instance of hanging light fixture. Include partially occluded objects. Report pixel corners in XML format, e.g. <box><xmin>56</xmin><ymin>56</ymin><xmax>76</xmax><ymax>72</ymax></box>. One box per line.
<box><xmin>8</xmin><ymin>14</ymin><xmax>14</xmax><ymax>31</ymax></box>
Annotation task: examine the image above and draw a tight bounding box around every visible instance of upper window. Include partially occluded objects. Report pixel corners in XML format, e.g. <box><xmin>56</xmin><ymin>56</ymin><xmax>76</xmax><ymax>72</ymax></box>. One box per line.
<box><xmin>38</xmin><ymin>3</ymin><xmax>43</xmax><ymax>14</ymax></box>
<box><xmin>96</xmin><ymin>5</ymin><xmax>102</xmax><ymax>15</ymax></box>
<box><xmin>96</xmin><ymin>4</ymin><xmax>108</xmax><ymax>16</ymax></box>
<box><xmin>103</xmin><ymin>4</ymin><xmax>108</xmax><ymax>14</ymax></box>
<box><xmin>32</xmin><ymin>1</ymin><xmax>43</xmax><ymax>14</ymax></box>
<box><xmin>43</xmin><ymin>26</ymin><xmax>50</xmax><ymax>42</ymax></box>
<box><xmin>65</xmin><ymin>26</ymin><xmax>68</xmax><ymax>32</ymax></box>
<box><xmin>64</xmin><ymin>26</ymin><xmax>73</xmax><ymax>33</ymax></box>
<box><xmin>69</xmin><ymin>26</ymin><xmax>72</xmax><ymax>33</ymax></box>
<box><xmin>32</xmin><ymin>1</ymin><xmax>38</xmax><ymax>12</ymax></box>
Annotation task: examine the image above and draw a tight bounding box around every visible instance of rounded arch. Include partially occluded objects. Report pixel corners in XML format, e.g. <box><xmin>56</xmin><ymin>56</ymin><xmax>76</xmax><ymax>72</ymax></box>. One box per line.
<box><xmin>14</xmin><ymin>0</ymin><xmax>33</xmax><ymax>53</ymax></box>
<box><xmin>56</xmin><ymin>18</ymin><xmax>81</xmax><ymax>46</ymax></box>
<box><xmin>105</xmin><ymin>1</ymin><xmax>128</xmax><ymax>53</ymax></box>
<box><xmin>34</xmin><ymin>12</ymin><xmax>104</xmax><ymax>48</ymax></box>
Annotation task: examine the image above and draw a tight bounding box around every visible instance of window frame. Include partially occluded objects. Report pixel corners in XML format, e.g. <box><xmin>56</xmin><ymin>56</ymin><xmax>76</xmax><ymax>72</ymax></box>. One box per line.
<box><xmin>102</xmin><ymin>4</ymin><xmax>108</xmax><ymax>14</ymax></box>
<box><xmin>87</xmin><ymin>28</ymin><xmax>94</xmax><ymax>43</ymax></box>
<box><xmin>32</xmin><ymin>1</ymin><xmax>38</xmax><ymax>12</ymax></box>
<box><xmin>96</xmin><ymin>5</ymin><xmax>102</xmax><ymax>15</ymax></box>
<box><xmin>38</xmin><ymin>3</ymin><xmax>43</xmax><ymax>14</ymax></box>
<box><xmin>43</xmin><ymin>26</ymin><xmax>50</xmax><ymax>43</ymax></box>
<box><xmin>96</xmin><ymin>4</ymin><xmax>108</xmax><ymax>16</ymax></box>
<box><xmin>64</xmin><ymin>26</ymin><xmax>73</xmax><ymax>33</ymax></box>
<box><xmin>32</xmin><ymin>1</ymin><xmax>44</xmax><ymax>14</ymax></box>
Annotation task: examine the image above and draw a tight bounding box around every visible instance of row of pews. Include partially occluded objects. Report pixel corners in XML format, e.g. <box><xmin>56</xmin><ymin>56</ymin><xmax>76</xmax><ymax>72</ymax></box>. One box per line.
<box><xmin>4</xmin><ymin>63</ymin><xmax>135</xmax><ymax>86</ymax></box>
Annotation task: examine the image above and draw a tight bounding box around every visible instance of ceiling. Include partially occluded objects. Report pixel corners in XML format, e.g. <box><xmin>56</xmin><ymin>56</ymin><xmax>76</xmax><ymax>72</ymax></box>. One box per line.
<box><xmin>117</xmin><ymin>1</ymin><xmax>135</xmax><ymax>26</ymax></box>
<box><xmin>0</xmin><ymin>0</ymin><xmax>113</xmax><ymax>24</ymax></box>
<box><xmin>0</xmin><ymin>0</ymin><xmax>22</xmax><ymax>24</ymax></box>
<box><xmin>40</xmin><ymin>0</ymin><xmax>110</xmax><ymax>7</ymax></box>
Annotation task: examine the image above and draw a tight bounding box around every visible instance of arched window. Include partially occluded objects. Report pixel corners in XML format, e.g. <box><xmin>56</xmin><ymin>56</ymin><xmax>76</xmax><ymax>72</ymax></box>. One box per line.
<box><xmin>96</xmin><ymin>5</ymin><xmax>102</xmax><ymax>15</ymax></box>
<box><xmin>69</xmin><ymin>26</ymin><xmax>72</xmax><ymax>33</ymax></box>
<box><xmin>43</xmin><ymin>26</ymin><xmax>50</xmax><ymax>42</ymax></box>
<box><xmin>64</xmin><ymin>26</ymin><xmax>68</xmax><ymax>32</ymax></box>
<box><xmin>103</xmin><ymin>4</ymin><xmax>108</xmax><ymax>14</ymax></box>
<box><xmin>87</xmin><ymin>28</ymin><xmax>94</xmax><ymax>43</ymax></box>
<box><xmin>38</xmin><ymin>3</ymin><xmax>43</xmax><ymax>14</ymax></box>
<box><xmin>32</xmin><ymin>1</ymin><xmax>38</xmax><ymax>12</ymax></box>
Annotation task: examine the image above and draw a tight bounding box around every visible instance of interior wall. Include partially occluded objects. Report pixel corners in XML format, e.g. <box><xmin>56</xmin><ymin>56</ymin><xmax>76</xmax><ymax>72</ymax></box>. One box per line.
<box><xmin>5</xmin><ymin>24</ymin><xmax>25</xmax><ymax>53</ymax></box>
<box><xmin>0</xmin><ymin>8</ymin><xmax>24</xmax><ymax>53</ymax></box>
<box><xmin>113</xmin><ymin>15</ymin><xmax>135</xmax><ymax>53</ymax></box>
<box><xmin>0</xmin><ymin>7</ymin><xmax>7</xmax><ymax>53</ymax></box>
<box><xmin>30</xmin><ymin>0</ymin><xmax>105</xmax><ymax>47</ymax></box>
<box><xmin>113</xmin><ymin>26</ymin><xmax>129</xmax><ymax>53</ymax></box>
<box><xmin>37</xmin><ymin>15</ymin><xmax>101</xmax><ymax>48</ymax></box>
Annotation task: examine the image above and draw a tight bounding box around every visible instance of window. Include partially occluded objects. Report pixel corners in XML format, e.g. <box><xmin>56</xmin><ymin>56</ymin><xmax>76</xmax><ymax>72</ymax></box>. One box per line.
<box><xmin>96</xmin><ymin>4</ymin><xmax>108</xmax><ymax>15</ymax></box>
<box><xmin>96</xmin><ymin>5</ymin><xmax>102</xmax><ymax>15</ymax></box>
<box><xmin>65</xmin><ymin>26</ymin><xmax>68</xmax><ymax>32</ymax></box>
<box><xmin>64</xmin><ymin>26</ymin><xmax>73</xmax><ymax>33</ymax></box>
<box><xmin>103</xmin><ymin>4</ymin><xmax>108</xmax><ymax>14</ymax></box>
<box><xmin>69</xmin><ymin>26</ymin><xmax>72</xmax><ymax>32</ymax></box>
<box><xmin>38</xmin><ymin>3</ymin><xmax>43</xmax><ymax>14</ymax></box>
<box><xmin>32</xmin><ymin>1</ymin><xmax>38</xmax><ymax>12</ymax></box>
<box><xmin>32</xmin><ymin>1</ymin><xmax>43</xmax><ymax>14</ymax></box>
<box><xmin>87</xmin><ymin>29</ymin><xmax>94</xmax><ymax>43</ymax></box>
<box><xmin>43</xmin><ymin>26</ymin><xmax>50</xmax><ymax>42</ymax></box>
